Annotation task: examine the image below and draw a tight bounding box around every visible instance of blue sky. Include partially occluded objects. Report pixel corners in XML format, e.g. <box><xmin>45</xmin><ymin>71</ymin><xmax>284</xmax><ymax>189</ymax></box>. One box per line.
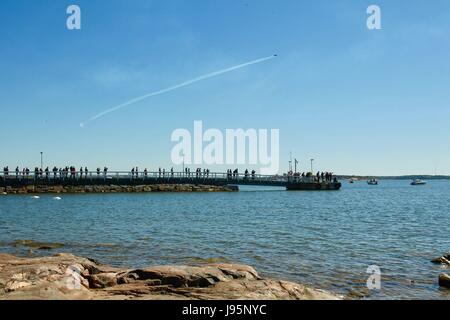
<box><xmin>0</xmin><ymin>0</ymin><xmax>449</xmax><ymax>175</ymax></box>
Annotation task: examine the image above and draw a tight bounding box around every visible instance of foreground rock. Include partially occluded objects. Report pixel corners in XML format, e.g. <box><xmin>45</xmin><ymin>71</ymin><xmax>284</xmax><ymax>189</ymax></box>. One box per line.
<box><xmin>432</xmin><ymin>252</ymin><xmax>450</xmax><ymax>289</ymax></box>
<box><xmin>431</xmin><ymin>252</ymin><xmax>450</xmax><ymax>266</ymax></box>
<box><xmin>439</xmin><ymin>273</ymin><xmax>450</xmax><ymax>288</ymax></box>
<box><xmin>0</xmin><ymin>253</ymin><xmax>338</xmax><ymax>300</ymax></box>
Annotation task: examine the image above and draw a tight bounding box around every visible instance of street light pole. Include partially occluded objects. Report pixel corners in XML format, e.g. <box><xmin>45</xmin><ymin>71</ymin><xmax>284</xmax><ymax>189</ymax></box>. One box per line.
<box><xmin>40</xmin><ymin>152</ymin><xmax>43</xmax><ymax>170</ymax></box>
<box><xmin>182</xmin><ymin>154</ymin><xmax>185</xmax><ymax>176</ymax></box>
<box><xmin>310</xmin><ymin>158</ymin><xmax>314</xmax><ymax>173</ymax></box>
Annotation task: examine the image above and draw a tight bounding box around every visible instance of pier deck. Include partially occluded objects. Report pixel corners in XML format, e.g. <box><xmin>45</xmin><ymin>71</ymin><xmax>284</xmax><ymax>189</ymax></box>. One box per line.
<box><xmin>0</xmin><ymin>171</ymin><xmax>341</xmax><ymax>191</ymax></box>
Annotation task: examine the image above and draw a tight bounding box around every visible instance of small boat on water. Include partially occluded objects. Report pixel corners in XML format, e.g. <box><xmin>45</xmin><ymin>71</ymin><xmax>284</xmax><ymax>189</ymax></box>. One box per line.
<box><xmin>367</xmin><ymin>179</ymin><xmax>378</xmax><ymax>185</ymax></box>
<box><xmin>349</xmin><ymin>178</ymin><xmax>355</xmax><ymax>184</ymax></box>
<box><xmin>411</xmin><ymin>179</ymin><xmax>426</xmax><ymax>185</ymax></box>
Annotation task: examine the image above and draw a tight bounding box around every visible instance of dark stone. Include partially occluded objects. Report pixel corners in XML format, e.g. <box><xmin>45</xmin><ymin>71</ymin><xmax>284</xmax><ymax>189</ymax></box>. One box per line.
<box><xmin>438</xmin><ymin>273</ymin><xmax>450</xmax><ymax>288</ymax></box>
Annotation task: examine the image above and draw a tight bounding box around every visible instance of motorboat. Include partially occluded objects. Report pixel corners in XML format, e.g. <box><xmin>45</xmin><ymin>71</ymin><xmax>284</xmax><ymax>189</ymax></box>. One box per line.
<box><xmin>367</xmin><ymin>179</ymin><xmax>378</xmax><ymax>185</ymax></box>
<box><xmin>411</xmin><ymin>179</ymin><xmax>426</xmax><ymax>185</ymax></box>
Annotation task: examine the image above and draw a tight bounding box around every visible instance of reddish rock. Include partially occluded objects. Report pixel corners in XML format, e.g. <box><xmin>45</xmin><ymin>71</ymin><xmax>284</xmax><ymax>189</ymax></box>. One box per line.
<box><xmin>0</xmin><ymin>253</ymin><xmax>339</xmax><ymax>300</ymax></box>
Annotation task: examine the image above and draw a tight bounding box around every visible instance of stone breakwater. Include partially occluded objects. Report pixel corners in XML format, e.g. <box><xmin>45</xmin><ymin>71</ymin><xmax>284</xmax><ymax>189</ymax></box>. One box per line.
<box><xmin>0</xmin><ymin>253</ymin><xmax>339</xmax><ymax>300</ymax></box>
<box><xmin>0</xmin><ymin>184</ymin><xmax>238</xmax><ymax>194</ymax></box>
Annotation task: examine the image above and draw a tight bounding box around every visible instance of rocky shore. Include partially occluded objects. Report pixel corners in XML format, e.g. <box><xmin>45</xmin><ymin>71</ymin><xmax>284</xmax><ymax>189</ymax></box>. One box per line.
<box><xmin>0</xmin><ymin>253</ymin><xmax>338</xmax><ymax>300</ymax></box>
<box><xmin>0</xmin><ymin>184</ymin><xmax>237</xmax><ymax>194</ymax></box>
<box><xmin>431</xmin><ymin>252</ymin><xmax>450</xmax><ymax>288</ymax></box>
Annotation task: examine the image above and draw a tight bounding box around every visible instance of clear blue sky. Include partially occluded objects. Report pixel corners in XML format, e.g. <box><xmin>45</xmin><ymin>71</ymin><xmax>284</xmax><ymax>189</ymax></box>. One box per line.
<box><xmin>1</xmin><ymin>0</ymin><xmax>449</xmax><ymax>175</ymax></box>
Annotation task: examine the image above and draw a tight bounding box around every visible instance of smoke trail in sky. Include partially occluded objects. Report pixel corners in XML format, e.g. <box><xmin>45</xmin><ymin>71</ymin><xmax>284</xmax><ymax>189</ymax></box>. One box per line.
<box><xmin>80</xmin><ymin>55</ymin><xmax>276</xmax><ymax>128</ymax></box>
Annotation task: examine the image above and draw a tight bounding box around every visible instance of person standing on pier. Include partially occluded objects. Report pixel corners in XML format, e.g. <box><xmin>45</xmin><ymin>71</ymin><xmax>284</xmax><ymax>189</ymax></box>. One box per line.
<box><xmin>131</xmin><ymin>167</ymin><xmax>135</xmax><ymax>178</ymax></box>
<box><xmin>15</xmin><ymin>166</ymin><xmax>19</xmax><ymax>178</ymax></box>
<box><xmin>171</xmin><ymin>167</ymin><xmax>174</xmax><ymax>177</ymax></box>
<box><xmin>158</xmin><ymin>167</ymin><xmax>162</xmax><ymax>178</ymax></box>
<box><xmin>144</xmin><ymin>168</ymin><xmax>148</xmax><ymax>177</ymax></box>
<box><xmin>85</xmin><ymin>167</ymin><xmax>89</xmax><ymax>178</ymax></box>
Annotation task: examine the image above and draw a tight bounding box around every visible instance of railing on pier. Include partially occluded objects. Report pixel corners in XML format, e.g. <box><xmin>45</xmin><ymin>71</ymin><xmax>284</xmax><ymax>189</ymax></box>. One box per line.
<box><xmin>0</xmin><ymin>170</ymin><xmax>323</xmax><ymax>185</ymax></box>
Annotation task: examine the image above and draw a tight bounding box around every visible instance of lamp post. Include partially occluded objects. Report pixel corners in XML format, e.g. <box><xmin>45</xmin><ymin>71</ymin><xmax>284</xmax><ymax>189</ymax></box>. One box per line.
<box><xmin>310</xmin><ymin>158</ymin><xmax>314</xmax><ymax>173</ymax></box>
<box><xmin>40</xmin><ymin>152</ymin><xmax>43</xmax><ymax>170</ymax></box>
<box><xmin>181</xmin><ymin>152</ymin><xmax>185</xmax><ymax>176</ymax></box>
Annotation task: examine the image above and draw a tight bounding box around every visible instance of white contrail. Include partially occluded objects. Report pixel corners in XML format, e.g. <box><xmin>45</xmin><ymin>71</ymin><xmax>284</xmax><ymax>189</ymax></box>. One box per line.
<box><xmin>80</xmin><ymin>55</ymin><xmax>276</xmax><ymax>127</ymax></box>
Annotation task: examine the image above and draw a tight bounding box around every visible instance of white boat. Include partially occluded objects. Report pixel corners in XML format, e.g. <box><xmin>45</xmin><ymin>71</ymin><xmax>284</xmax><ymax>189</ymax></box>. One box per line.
<box><xmin>411</xmin><ymin>179</ymin><xmax>426</xmax><ymax>185</ymax></box>
<box><xmin>367</xmin><ymin>179</ymin><xmax>378</xmax><ymax>185</ymax></box>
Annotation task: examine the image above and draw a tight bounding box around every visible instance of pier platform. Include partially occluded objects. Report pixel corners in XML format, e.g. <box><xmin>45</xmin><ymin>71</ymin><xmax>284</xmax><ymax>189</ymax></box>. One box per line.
<box><xmin>0</xmin><ymin>171</ymin><xmax>341</xmax><ymax>192</ymax></box>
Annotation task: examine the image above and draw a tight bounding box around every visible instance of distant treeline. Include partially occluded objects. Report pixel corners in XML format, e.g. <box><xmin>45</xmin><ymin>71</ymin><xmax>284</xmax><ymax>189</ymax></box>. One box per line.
<box><xmin>337</xmin><ymin>175</ymin><xmax>450</xmax><ymax>180</ymax></box>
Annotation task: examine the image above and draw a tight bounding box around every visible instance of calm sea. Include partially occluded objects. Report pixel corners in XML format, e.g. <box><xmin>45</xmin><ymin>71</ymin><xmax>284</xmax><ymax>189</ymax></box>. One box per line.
<box><xmin>1</xmin><ymin>180</ymin><xmax>449</xmax><ymax>299</ymax></box>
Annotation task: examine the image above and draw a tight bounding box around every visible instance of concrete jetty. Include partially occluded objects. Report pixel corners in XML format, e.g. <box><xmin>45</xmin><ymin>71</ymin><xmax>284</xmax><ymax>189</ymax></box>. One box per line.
<box><xmin>0</xmin><ymin>171</ymin><xmax>341</xmax><ymax>193</ymax></box>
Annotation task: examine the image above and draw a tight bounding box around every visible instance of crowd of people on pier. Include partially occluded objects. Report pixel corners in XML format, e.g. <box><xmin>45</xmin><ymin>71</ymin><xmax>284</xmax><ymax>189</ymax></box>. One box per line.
<box><xmin>287</xmin><ymin>170</ymin><xmax>335</xmax><ymax>183</ymax></box>
<box><xmin>1</xmin><ymin>166</ymin><xmax>111</xmax><ymax>180</ymax></box>
<box><xmin>1</xmin><ymin>165</ymin><xmax>336</xmax><ymax>183</ymax></box>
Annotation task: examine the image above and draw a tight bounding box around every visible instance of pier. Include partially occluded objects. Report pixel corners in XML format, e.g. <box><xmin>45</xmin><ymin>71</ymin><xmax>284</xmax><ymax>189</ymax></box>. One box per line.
<box><xmin>0</xmin><ymin>171</ymin><xmax>342</xmax><ymax>192</ymax></box>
